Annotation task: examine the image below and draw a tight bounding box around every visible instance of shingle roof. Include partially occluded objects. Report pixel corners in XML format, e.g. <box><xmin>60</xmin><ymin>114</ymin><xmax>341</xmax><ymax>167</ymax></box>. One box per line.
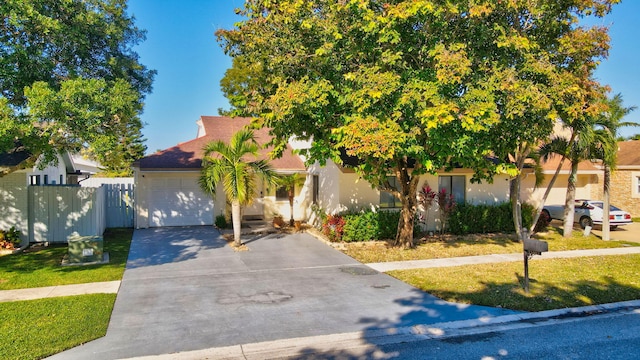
<box><xmin>538</xmin><ymin>154</ymin><xmax>600</xmax><ymax>173</ymax></box>
<box><xmin>137</xmin><ymin>116</ymin><xmax>306</xmax><ymax>171</ymax></box>
<box><xmin>616</xmin><ymin>140</ymin><xmax>640</xmax><ymax>166</ymax></box>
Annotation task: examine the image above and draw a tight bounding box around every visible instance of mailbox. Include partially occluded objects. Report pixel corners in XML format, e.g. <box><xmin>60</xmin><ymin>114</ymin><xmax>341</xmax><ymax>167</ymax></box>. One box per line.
<box><xmin>524</xmin><ymin>239</ymin><xmax>548</xmax><ymax>255</ymax></box>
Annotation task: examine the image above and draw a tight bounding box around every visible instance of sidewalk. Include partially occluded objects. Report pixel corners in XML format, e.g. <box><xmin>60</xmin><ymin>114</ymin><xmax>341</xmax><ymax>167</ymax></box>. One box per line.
<box><xmin>2</xmin><ymin>246</ymin><xmax>639</xmax><ymax>302</ymax></box>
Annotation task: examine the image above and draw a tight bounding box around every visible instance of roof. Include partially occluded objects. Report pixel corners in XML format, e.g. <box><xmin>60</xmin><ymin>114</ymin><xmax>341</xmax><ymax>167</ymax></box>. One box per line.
<box><xmin>136</xmin><ymin>116</ymin><xmax>306</xmax><ymax>171</ymax></box>
<box><xmin>616</xmin><ymin>140</ymin><xmax>640</xmax><ymax>167</ymax></box>
<box><xmin>538</xmin><ymin>154</ymin><xmax>601</xmax><ymax>174</ymax></box>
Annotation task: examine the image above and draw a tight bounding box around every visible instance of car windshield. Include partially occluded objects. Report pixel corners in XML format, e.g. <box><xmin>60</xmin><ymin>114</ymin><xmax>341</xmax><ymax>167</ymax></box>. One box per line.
<box><xmin>588</xmin><ymin>202</ymin><xmax>622</xmax><ymax>211</ymax></box>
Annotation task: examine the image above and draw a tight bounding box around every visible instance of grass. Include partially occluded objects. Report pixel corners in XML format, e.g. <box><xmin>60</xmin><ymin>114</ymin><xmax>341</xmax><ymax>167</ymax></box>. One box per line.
<box><xmin>0</xmin><ymin>228</ymin><xmax>132</xmax><ymax>290</ymax></box>
<box><xmin>389</xmin><ymin>254</ymin><xmax>640</xmax><ymax>312</ymax></box>
<box><xmin>0</xmin><ymin>294</ymin><xmax>116</xmax><ymax>360</ymax></box>
<box><xmin>340</xmin><ymin>226</ymin><xmax>639</xmax><ymax>263</ymax></box>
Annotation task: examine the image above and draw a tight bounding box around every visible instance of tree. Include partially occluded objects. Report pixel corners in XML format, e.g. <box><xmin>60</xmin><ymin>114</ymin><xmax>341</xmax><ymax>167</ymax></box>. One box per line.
<box><xmin>592</xmin><ymin>94</ymin><xmax>636</xmax><ymax>240</ymax></box>
<box><xmin>218</xmin><ymin>0</ymin><xmax>619</xmax><ymax>247</ymax></box>
<box><xmin>199</xmin><ymin>129</ymin><xmax>279</xmax><ymax>246</ymax></box>
<box><xmin>0</xmin><ymin>0</ymin><xmax>155</xmax><ymax>173</ymax></box>
<box><xmin>218</xmin><ymin>1</ymin><xmax>507</xmax><ymax>248</ymax></box>
<box><xmin>277</xmin><ymin>173</ymin><xmax>306</xmax><ymax>226</ymax></box>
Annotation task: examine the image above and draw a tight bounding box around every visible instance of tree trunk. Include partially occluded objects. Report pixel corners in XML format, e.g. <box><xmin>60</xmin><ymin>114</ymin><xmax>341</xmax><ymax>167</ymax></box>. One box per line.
<box><xmin>510</xmin><ymin>176</ymin><xmax>523</xmax><ymax>241</ymax></box>
<box><xmin>289</xmin><ymin>191</ymin><xmax>295</xmax><ymax>226</ymax></box>
<box><xmin>563</xmin><ymin>162</ymin><xmax>579</xmax><ymax>238</ymax></box>
<box><xmin>394</xmin><ymin>166</ymin><xmax>420</xmax><ymax>249</ymax></box>
<box><xmin>231</xmin><ymin>200</ymin><xmax>242</xmax><ymax>246</ymax></box>
<box><xmin>603</xmin><ymin>165</ymin><xmax>611</xmax><ymax>240</ymax></box>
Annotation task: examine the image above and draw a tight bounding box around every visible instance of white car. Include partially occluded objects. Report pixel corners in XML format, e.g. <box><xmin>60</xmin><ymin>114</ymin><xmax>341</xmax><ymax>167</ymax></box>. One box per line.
<box><xmin>542</xmin><ymin>200</ymin><xmax>632</xmax><ymax>229</ymax></box>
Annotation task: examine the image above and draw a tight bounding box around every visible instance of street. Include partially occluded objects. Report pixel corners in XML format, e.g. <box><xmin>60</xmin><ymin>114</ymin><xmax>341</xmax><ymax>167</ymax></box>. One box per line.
<box><xmin>282</xmin><ymin>308</ymin><xmax>640</xmax><ymax>359</ymax></box>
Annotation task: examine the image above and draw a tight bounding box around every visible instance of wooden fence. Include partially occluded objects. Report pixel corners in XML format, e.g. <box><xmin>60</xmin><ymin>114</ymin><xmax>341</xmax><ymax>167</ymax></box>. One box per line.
<box><xmin>25</xmin><ymin>183</ymin><xmax>134</xmax><ymax>243</ymax></box>
<box><xmin>104</xmin><ymin>183</ymin><xmax>134</xmax><ymax>228</ymax></box>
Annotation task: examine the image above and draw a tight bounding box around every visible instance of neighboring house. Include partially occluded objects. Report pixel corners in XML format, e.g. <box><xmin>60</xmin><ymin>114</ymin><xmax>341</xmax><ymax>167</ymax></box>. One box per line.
<box><xmin>133</xmin><ymin>116</ymin><xmax>307</xmax><ymax>228</ymax></box>
<box><xmin>520</xmin><ymin>155</ymin><xmax>602</xmax><ymax>209</ymax></box>
<box><xmin>0</xmin><ymin>150</ymin><xmax>102</xmax><ymax>243</ymax></box>
<box><xmin>590</xmin><ymin>140</ymin><xmax>640</xmax><ymax>217</ymax></box>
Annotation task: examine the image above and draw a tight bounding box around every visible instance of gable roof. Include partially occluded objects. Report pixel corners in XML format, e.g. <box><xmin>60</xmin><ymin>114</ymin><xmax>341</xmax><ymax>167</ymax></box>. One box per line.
<box><xmin>537</xmin><ymin>154</ymin><xmax>600</xmax><ymax>174</ymax></box>
<box><xmin>616</xmin><ymin>140</ymin><xmax>640</xmax><ymax>167</ymax></box>
<box><xmin>136</xmin><ymin>116</ymin><xmax>306</xmax><ymax>171</ymax></box>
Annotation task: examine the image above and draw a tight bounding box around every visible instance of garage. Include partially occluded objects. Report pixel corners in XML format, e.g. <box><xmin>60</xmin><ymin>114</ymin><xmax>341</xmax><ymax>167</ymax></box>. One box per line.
<box><xmin>147</xmin><ymin>176</ymin><xmax>214</xmax><ymax>227</ymax></box>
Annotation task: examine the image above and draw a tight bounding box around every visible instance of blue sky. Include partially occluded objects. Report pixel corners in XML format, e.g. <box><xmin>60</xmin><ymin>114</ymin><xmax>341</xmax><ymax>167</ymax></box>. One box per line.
<box><xmin>128</xmin><ymin>0</ymin><xmax>640</xmax><ymax>154</ymax></box>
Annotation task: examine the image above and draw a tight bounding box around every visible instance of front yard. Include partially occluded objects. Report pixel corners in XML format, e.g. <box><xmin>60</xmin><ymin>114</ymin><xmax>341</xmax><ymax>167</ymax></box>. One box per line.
<box><xmin>0</xmin><ymin>228</ymin><xmax>132</xmax><ymax>360</ymax></box>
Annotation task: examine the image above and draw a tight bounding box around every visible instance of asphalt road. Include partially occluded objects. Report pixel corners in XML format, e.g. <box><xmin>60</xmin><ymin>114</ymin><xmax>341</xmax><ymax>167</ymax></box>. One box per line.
<box><xmin>286</xmin><ymin>307</ymin><xmax>640</xmax><ymax>359</ymax></box>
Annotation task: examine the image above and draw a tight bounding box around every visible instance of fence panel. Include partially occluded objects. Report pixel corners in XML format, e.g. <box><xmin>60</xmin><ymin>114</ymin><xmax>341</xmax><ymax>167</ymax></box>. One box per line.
<box><xmin>104</xmin><ymin>183</ymin><xmax>135</xmax><ymax>228</ymax></box>
<box><xmin>28</xmin><ymin>186</ymin><xmax>106</xmax><ymax>243</ymax></box>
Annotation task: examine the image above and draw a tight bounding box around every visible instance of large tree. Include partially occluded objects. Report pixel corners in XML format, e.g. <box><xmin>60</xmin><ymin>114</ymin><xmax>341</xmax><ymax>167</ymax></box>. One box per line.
<box><xmin>199</xmin><ymin>129</ymin><xmax>279</xmax><ymax>246</ymax></box>
<box><xmin>217</xmin><ymin>0</ymin><xmax>619</xmax><ymax>247</ymax></box>
<box><xmin>0</xmin><ymin>0</ymin><xmax>154</xmax><ymax>173</ymax></box>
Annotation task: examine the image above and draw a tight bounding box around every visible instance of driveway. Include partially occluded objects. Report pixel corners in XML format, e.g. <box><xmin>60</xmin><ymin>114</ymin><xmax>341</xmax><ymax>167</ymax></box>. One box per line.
<box><xmin>50</xmin><ymin>227</ymin><xmax>519</xmax><ymax>360</ymax></box>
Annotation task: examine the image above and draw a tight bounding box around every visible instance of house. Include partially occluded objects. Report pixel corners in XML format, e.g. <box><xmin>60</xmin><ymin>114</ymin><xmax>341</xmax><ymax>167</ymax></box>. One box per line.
<box><xmin>590</xmin><ymin>140</ymin><xmax>640</xmax><ymax>217</ymax></box>
<box><xmin>132</xmin><ymin>116</ymin><xmax>307</xmax><ymax>228</ymax></box>
<box><xmin>0</xmin><ymin>150</ymin><xmax>102</xmax><ymax>243</ymax></box>
<box><xmin>134</xmin><ymin>116</ymin><xmax>516</xmax><ymax>231</ymax></box>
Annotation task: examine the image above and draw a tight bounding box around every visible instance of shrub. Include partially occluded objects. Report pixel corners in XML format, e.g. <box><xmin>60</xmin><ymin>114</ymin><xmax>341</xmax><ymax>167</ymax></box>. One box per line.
<box><xmin>338</xmin><ymin>210</ymin><xmax>419</xmax><ymax>242</ymax></box>
<box><xmin>215</xmin><ymin>214</ymin><xmax>228</xmax><ymax>229</ymax></box>
<box><xmin>448</xmin><ymin>202</ymin><xmax>536</xmax><ymax>235</ymax></box>
<box><xmin>322</xmin><ymin>214</ymin><xmax>346</xmax><ymax>242</ymax></box>
<box><xmin>0</xmin><ymin>227</ymin><xmax>21</xmax><ymax>249</ymax></box>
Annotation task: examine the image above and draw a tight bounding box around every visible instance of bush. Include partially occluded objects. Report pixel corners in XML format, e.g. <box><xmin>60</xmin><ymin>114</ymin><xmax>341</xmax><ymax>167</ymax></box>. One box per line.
<box><xmin>0</xmin><ymin>227</ymin><xmax>21</xmax><ymax>249</ymax></box>
<box><xmin>215</xmin><ymin>214</ymin><xmax>228</xmax><ymax>229</ymax></box>
<box><xmin>322</xmin><ymin>214</ymin><xmax>346</xmax><ymax>242</ymax></box>
<box><xmin>448</xmin><ymin>202</ymin><xmax>536</xmax><ymax>235</ymax></box>
<box><xmin>337</xmin><ymin>210</ymin><xmax>418</xmax><ymax>242</ymax></box>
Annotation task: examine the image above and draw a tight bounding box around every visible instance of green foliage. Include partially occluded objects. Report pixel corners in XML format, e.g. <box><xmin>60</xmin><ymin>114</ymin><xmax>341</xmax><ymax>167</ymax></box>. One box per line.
<box><xmin>448</xmin><ymin>202</ymin><xmax>536</xmax><ymax>235</ymax></box>
<box><xmin>329</xmin><ymin>210</ymin><xmax>417</xmax><ymax>243</ymax></box>
<box><xmin>0</xmin><ymin>226</ymin><xmax>21</xmax><ymax>249</ymax></box>
<box><xmin>215</xmin><ymin>214</ymin><xmax>229</xmax><ymax>229</ymax></box>
<box><xmin>0</xmin><ymin>0</ymin><xmax>155</xmax><ymax>173</ymax></box>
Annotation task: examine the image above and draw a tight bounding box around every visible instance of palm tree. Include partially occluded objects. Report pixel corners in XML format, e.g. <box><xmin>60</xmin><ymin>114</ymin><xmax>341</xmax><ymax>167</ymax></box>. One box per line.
<box><xmin>590</xmin><ymin>94</ymin><xmax>636</xmax><ymax>240</ymax></box>
<box><xmin>199</xmin><ymin>129</ymin><xmax>278</xmax><ymax>246</ymax></box>
<box><xmin>278</xmin><ymin>173</ymin><xmax>306</xmax><ymax>226</ymax></box>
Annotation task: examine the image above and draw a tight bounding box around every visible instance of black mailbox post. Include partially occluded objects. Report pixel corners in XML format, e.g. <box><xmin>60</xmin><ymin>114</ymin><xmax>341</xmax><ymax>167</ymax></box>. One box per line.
<box><xmin>522</xmin><ymin>232</ymin><xmax>548</xmax><ymax>293</ymax></box>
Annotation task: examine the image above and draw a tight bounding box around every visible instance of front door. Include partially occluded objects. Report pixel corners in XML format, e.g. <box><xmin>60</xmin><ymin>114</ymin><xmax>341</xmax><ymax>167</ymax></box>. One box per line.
<box><xmin>243</xmin><ymin>180</ymin><xmax>264</xmax><ymax>220</ymax></box>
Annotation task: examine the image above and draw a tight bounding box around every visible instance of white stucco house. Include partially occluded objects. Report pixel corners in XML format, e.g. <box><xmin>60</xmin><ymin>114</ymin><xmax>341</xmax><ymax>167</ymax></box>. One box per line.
<box><xmin>133</xmin><ymin>115</ymin><xmax>627</xmax><ymax>231</ymax></box>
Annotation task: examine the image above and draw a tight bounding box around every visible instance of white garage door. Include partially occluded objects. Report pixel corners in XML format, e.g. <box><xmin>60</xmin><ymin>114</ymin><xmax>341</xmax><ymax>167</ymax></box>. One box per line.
<box><xmin>148</xmin><ymin>177</ymin><xmax>214</xmax><ymax>227</ymax></box>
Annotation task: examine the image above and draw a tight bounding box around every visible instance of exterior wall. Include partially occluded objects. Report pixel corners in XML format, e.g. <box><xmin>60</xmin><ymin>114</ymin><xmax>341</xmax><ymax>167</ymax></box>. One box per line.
<box><xmin>590</xmin><ymin>170</ymin><xmax>640</xmax><ymax>217</ymax></box>
<box><xmin>81</xmin><ymin>177</ymin><xmax>134</xmax><ymax>188</ymax></box>
<box><xmin>521</xmin><ymin>173</ymin><xmax>596</xmax><ymax>208</ymax></box>
<box><xmin>0</xmin><ymin>171</ymin><xmax>29</xmax><ymax>243</ymax></box>
<box><xmin>27</xmin><ymin>156</ymin><xmax>67</xmax><ymax>185</ymax></box>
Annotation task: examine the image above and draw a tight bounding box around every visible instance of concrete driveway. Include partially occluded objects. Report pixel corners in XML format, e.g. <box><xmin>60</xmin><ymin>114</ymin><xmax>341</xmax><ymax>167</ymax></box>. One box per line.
<box><xmin>50</xmin><ymin>227</ymin><xmax>519</xmax><ymax>360</ymax></box>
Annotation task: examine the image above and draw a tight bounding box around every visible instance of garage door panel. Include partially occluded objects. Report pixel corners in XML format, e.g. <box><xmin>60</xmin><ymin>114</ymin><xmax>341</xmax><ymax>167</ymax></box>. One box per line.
<box><xmin>148</xmin><ymin>177</ymin><xmax>214</xmax><ymax>227</ymax></box>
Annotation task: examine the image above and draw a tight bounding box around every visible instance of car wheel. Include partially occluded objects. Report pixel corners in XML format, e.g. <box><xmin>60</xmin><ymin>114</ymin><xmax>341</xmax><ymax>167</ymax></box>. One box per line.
<box><xmin>541</xmin><ymin>209</ymin><xmax>551</xmax><ymax>220</ymax></box>
<box><xmin>579</xmin><ymin>216</ymin><xmax>593</xmax><ymax>229</ymax></box>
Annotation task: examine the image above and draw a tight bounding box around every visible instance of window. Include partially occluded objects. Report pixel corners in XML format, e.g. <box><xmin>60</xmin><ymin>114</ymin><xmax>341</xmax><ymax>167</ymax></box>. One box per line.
<box><xmin>438</xmin><ymin>175</ymin><xmax>465</xmax><ymax>204</ymax></box>
<box><xmin>276</xmin><ymin>186</ymin><xmax>289</xmax><ymax>201</ymax></box>
<box><xmin>29</xmin><ymin>175</ymin><xmax>41</xmax><ymax>185</ymax></box>
<box><xmin>43</xmin><ymin>175</ymin><xmax>48</xmax><ymax>185</ymax></box>
<box><xmin>312</xmin><ymin>175</ymin><xmax>319</xmax><ymax>204</ymax></box>
<box><xmin>380</xmin><ymin>176</ymin><xmax>401</xmax><ymax>208</ymax></box>
<box><xmin>637</xmin><ymin>176</ymin><xmax>640</xmax><ymax>195</ymax></box>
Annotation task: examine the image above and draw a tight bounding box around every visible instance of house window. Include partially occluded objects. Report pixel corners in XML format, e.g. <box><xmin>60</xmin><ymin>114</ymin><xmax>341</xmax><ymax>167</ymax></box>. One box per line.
<box><xmin>637</xmin><ymin>176</ymin><xmax>640</xmax><ymax>195</ymax></box>
<box><xmin>380</xmin><ymin>176</ymin><xmax>402</xmax><ymax>208</ymax></box>
<box><xmin>438</xmin><ymin>175</ymin><xmax>465</xmax><ymax>204</ymax></box>
<box><xmin>60</xmin><ymin>174</ymin><xmax>64</xmax><ymax>185</ymax></box>
<box><xmin>312</xmin><ymin>175</ymin><xmax>319</xmax><ymax>204</ymax></box>
<box><xmin>43</xmin><ymin>175</ymin><xmax>48</xmax><ymax>185</ymax></box>
<box><xmin>29</xmin><ymin>175</ymin><xmax>41</xmax><ymax>185</ymax></box>
<box><xmin>276</xmin><ymin>186</ymin><xmax>289</xmax><ymax>201</ymax></box>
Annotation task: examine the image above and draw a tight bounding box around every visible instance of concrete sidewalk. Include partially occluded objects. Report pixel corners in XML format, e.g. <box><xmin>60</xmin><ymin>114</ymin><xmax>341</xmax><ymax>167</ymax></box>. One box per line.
<box><xmin>2</xmin><ymin>246</ymin><xmax>639</xmax><ymax>302</ymax></box>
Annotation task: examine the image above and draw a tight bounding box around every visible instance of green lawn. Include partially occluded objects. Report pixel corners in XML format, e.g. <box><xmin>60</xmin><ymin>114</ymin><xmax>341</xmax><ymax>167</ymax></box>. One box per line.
<box><xmin>0</xmin><ymin>294</ymin><xmax>116</xmax><ymax>360</ymax></box>
<box><xmin>341</xmin><ymin>228</ymin><xmax>639</xmax><ymax>263</ymax></box>
<box><xmin>0</xmin><ymin>228</ymin><xmax>132</xmax><ymax>290</ymax></box>
<box><xmin>389</xmin><ymin>254</ymin><xmax>640</xmax><ymax>312</ymax></box>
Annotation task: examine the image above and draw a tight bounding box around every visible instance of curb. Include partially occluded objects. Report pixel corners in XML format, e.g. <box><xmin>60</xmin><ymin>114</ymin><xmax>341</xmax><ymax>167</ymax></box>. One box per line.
<box><xmin>122</xmin><ymin>300</ymin><xmax>640</xmax><ymax>360</ymax></box>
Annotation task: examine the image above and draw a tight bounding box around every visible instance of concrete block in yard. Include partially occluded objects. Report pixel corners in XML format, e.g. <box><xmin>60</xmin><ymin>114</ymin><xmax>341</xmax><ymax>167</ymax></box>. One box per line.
<box><xmin>68</xmin><ymin>236</ymin><xmax>103</xmax><ymax>263</ymax></box>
